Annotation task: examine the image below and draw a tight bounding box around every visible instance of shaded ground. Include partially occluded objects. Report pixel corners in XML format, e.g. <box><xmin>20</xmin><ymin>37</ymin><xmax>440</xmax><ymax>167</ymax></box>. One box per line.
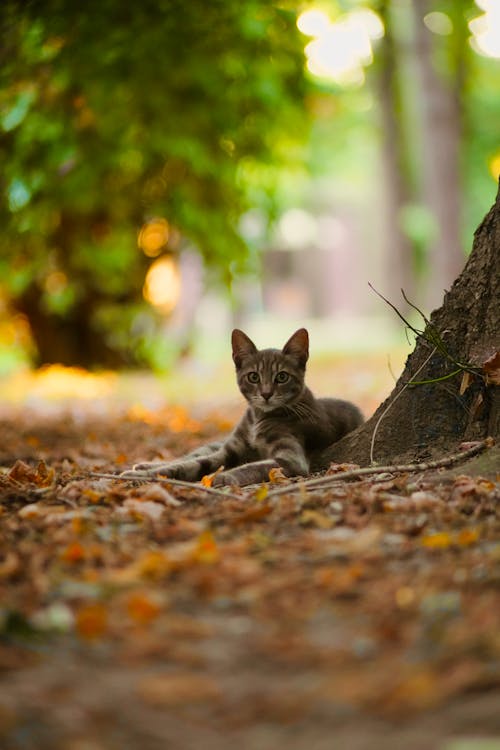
<box><xmin>0</xmin><ymin>397</ymin><xmax>499</xmax><ymax>750</ymax></box>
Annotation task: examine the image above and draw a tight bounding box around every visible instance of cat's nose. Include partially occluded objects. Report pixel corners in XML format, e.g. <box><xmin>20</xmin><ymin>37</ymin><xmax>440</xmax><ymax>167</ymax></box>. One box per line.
<box><xmin>261</xmin><ymin>390</ymin><xmax>273</xmax><ymax>401</ymax></box>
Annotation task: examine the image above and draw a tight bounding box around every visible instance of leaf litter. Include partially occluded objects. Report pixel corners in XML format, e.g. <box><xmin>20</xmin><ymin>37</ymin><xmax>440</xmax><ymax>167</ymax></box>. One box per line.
<box><xmin>0</xmin><ymin>406</ymin><xmax>499</xmax><ymax>749</ymax></box>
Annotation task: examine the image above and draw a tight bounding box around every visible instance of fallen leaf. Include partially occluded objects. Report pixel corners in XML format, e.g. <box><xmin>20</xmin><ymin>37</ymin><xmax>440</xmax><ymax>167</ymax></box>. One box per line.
<box><xmin>8</xmin><ymin>459</ymin><xmax>55</xmax><ymax>487</ymax></box>
<box><xmin>75</xmin><ymin>603</ymin><xmax>108</xmax><ymax>640</ymax></box>
<box><xmin>0</xmin><ymin>552</ymin><xmax>20</xmax><ymax>580</ymax></box>
<box><xmin>18</xmin><ymin>503</ymin><xmax>43</xmax><ymax>519</ymax></box>
<box><xmin>421</xmin><ymin>532</ymin><xmax>452</xmax><ymax>549</ymax></box>
<box><xmin>459</xmin><ymin>371</ymin><xmax>473</xmax><ymax>395</ymax></box>
<box><xmin>483</xmin><ymin>350</ymin><xmax>500</xmax><ymax>385</ymax></box>
<box><xmin>192</xmin><ymin>530</ymin><xmax>219</xmax><ymax>564</ymax></box>
<box><xmin>119</xmin><ymin>498</ymin><xmax>165</xmax><ymax>521</ymax></box>
<box><xmin>268</xmin><ymin>467</ymin><xmax>287</xmax><ymax>484</ymax></box>
<box><xmin>326</xmin><ymin>462</ymin><xmax>360</xmax><ymax>475</ymax></box>
<box><xmin>254</xmin><ymin>484</ymin><xmax>268</xmax><ymax>502</ymax></box>
<box><xmin>126</xmin><ymin>591</ymin><xmax>162</xmax><ymax>624</ymax></box>
<box><xmin>139</xmin><ymin>483</ymin><xmax>181</xmax><ymax>506</ymax></box>
<box><xmin>230</xmin><ymin>504</ymin><xmax>272</xmax><ymax>525</ymax></box>
<box><xmin>60</xmin><ymin>541</ymin><xmax>86</xmax><ymax>563</ymax></box>
<box><xmin>201</xmin><ymin>465</ymin><xmax>224</xmax><ymax>487</ymax></box>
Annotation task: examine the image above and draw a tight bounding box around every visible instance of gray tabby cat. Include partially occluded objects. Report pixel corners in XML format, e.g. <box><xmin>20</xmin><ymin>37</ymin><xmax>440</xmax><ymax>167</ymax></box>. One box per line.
<box><xmin>129</xmin><ymin>328</ymin><xmax>363</xmax><ymax>487</ymax></box>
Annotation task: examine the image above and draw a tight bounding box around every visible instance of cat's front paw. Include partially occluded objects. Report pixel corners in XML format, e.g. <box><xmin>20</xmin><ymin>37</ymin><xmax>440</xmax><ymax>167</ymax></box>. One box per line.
<box><xmin>121</xmin><ymin>461</ymin><xmax>183</xmax><ymax>479</ymax></box>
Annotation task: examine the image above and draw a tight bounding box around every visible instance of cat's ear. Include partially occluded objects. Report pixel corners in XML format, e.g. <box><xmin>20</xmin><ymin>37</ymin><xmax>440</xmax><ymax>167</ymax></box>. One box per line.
<box><xmin>282</xmin><ymin>328</ymin><xmax>309</xmax><ymax>367</ymax></box>
<box><xmin>232</xmin><ymin>329</ymin><xmax>257</xmax><ymax>366</ymax></box>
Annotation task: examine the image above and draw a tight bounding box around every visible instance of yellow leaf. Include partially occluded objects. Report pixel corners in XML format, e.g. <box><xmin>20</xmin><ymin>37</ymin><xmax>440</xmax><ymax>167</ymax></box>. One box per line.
<box><xmin>421</xmin><ymin>532</ymin><xmax>452</xmax><ymax>549</ymax></box>
<box><xmin>254</xmin><ymin>485</ymin><xmax>268</xmax><ymax>502</ymax></box>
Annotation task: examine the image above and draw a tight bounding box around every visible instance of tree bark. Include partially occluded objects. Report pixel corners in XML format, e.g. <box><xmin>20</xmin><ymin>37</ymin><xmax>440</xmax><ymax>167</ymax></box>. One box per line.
<box><xmin>315</xmin><ymin>182</ymin><xmax>500</xmax><ymax>469</ymax></box>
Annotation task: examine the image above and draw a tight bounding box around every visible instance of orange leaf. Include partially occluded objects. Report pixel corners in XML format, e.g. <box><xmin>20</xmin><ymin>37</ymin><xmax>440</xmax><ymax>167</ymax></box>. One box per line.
<box><xmin>126</xmin><ymin>592</ymin><xmax>162</xmax><ymax>624</ymax></box>
<box><xmin>268</xmin><ymin>467</ymin><xmax>287</xmax><ymax>484</ymax></box>
<box><xmin>201</xmin><ymin>465</ymin><xmax>224</xmax><ymax>487</ymax></box>
<box><xmin>75</xmin><ymin>603</ymin><xmax>107</xmax><ymax>640</ymax></box>
<box><xmin>61</xmin><ymin>541</ymin><xmax>86</xmax><ymax>563</ymax></box>
<box><xmin>192</xmin><ymin>530</ymin><xmax>219</xmax><ymax>564</ymax></box>
<box><xmin>456</xmin><ymin>528</ymin><xmax>479</xmax><ymax>546</ymax></box>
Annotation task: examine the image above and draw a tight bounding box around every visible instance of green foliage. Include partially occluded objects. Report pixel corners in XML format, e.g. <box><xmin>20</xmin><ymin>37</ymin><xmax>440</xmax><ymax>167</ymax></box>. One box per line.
<box><xmin>0</xmin><ymin>0</ymin><xmax>308</xmax><ymax>365</ymax></box>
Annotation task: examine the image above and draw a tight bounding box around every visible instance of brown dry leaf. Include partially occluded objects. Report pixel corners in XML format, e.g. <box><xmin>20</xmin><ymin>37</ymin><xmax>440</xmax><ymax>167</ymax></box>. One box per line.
<box><xmin>137</xmin><ymin>672</ymin><xmax>221</xmax><ymax>706</ymax></box>
<box><xmin>0</xmin><ymin>552</ymin><xmax>20</xmax><ymax>579</ymax></box>
<box><xmin>75</xmin><ymin>603</ymin><xmax>108</xmax><ymax>640</ymax></box>
<box><xmin>483</xmin><ymin>350</ymin><xmax>500</xmax><ymax>385</ymax></box>
<box><xmin>119</xmin><ymin>498</ymin><xmax>165</xmax><ymax>522</ymax></box>
<box><xmin>326</xmin><ymin>462</ymin><xmax>360</xmax><ymax>475</ymax></box>
<box><xmin>459</xmin><ymin>371</ymin><xmax>473</xmax><ymax>395</ymax></box>
<box><xmin>139</xmin><ymin>483</ymin><xmax>181</xmax><ymax>507</ymax></box>
<box><xmin>230</xmin><ymin>503</ymin><xmax>273</xmax><ymax>525</ymax></box>
<box><xmin>8</xmin><ymin>459</ymin><xmax>55</xmax><ymax>487</ymax></box>
<box><xmin>18</xmin><ymin>502</ymin><xmax>43</xmax><ymax>519</ymax></box>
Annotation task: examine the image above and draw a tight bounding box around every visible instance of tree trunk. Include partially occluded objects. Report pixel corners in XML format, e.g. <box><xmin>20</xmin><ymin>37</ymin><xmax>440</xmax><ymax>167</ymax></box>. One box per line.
<box><xmin>375</xmin><ymin>0</ymin><xmax>415</xmax><ymax>304</ymax></box>
<box><xmin>17</xmin><ymin>285</ymin><xmax>127</xmax><ymax>369</ymax></box>
<box><xmin>411</xmin><ymin>0</ymin><xmax>464</xmax><ymax>311</ymax></box>
<box><xmin>315</xmin><ymin>182</ymin><xmax>500</xmax><ymax>470</ymax></box>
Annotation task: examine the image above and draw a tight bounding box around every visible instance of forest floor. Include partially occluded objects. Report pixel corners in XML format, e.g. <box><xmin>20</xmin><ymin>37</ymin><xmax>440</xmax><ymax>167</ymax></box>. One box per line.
<box><xmin>0</xmin><ymin>361</ymin><xmax>499</xmax><ymax>750</ymax></box>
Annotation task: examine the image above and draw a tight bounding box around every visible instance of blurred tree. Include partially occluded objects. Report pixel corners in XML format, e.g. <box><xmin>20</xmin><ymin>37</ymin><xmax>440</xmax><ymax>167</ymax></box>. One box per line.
<box><xmin>0</xmin><ymin>0</ymin><xmax>307</xmax><ymax>366</ymax></box>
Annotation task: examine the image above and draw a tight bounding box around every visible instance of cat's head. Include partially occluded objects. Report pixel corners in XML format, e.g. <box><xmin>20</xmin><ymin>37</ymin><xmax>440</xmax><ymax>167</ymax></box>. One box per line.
<box><xmin>231</xmin><ymin>328</ymin><xmax>309</xmax><ymax>411</ymax></box>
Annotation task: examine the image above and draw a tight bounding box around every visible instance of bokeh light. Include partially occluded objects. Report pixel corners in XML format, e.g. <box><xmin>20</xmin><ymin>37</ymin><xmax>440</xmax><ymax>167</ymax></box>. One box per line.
<box><xmin>143</xmin><ymin>256</ymin><xmax>181</xmax><ymax>314</ymax></box>
<box><xmin>469</xmin><ymin>0</ymin><xmax>500</xmax><ymax>58</ymax></box>
<box><xmin>298</xmin><ymin>7</ymin><xmax>384</xmax><ymax>86</ymax></box>
<box><xmin>138</xmin><ymin>218</ymin><xmax>170</xmax><ymax>258</ymax></box>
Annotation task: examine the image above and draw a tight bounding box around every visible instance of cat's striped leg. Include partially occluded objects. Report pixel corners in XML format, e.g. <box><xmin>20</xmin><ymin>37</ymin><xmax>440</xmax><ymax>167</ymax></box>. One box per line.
<box><xmin>213</xmin><ymin>436</ymin><xmax>309</xmax><ymax>487</ymax></box>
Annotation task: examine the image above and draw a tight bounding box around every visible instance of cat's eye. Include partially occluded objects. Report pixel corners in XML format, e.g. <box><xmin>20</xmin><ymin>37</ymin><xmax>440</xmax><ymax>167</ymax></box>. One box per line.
<box><xmin>275</xmin><ymin>371</ymin><xmax>289</xmax><ymax>383</ymax></box>
<box><xmin>247</xmin><ymin>371</ymin><xmax>260</xmax><ymax>383</ymax></box>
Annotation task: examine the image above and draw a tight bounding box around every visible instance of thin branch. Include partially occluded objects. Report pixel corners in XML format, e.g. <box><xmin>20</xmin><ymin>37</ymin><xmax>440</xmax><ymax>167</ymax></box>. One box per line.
<box><xmin>368</xmin><ymin>283</ymin><xmax>423</xmax><ymax>339</ymax></box>
<box><xmin>88</xmin><ymin>472</ymin><xmax>243</xmax><ymax>502</ymax></box>
<box><xmin>266</xmin><ymin>438</ymin><xmax>494</xmax><ymax>500</ymax></box>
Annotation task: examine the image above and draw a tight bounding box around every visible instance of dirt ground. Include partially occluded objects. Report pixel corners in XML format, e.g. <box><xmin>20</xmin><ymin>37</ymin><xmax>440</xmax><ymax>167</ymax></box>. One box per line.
<box><xmin>0</xmin><ymin>401</ymin><xmax>499</xmax><ymax>750</ymax></box>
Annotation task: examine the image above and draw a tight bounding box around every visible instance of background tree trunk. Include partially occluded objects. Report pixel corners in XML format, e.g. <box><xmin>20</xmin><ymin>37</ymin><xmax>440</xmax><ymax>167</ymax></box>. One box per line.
<box><xmin>315</xmin><ymin>181</ymin><xmax>500</xmax><ymax>470</ymax></box>
<box><xmin>374</xmin><ymin>0</ymin><xmax>415</xmax><ymax>304</ymax></box>
<box><xmin>411</xmin><ymin>0</ymin><xmax>465</xmax><ymax>311</ymax></box>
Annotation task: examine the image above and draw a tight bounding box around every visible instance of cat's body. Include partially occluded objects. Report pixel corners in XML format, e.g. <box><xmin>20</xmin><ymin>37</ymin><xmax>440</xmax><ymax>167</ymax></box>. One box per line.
<box><xmin>131</xmin><ymin>328</ymin><xmax>363</xmax><ymax>487</ymax></box>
